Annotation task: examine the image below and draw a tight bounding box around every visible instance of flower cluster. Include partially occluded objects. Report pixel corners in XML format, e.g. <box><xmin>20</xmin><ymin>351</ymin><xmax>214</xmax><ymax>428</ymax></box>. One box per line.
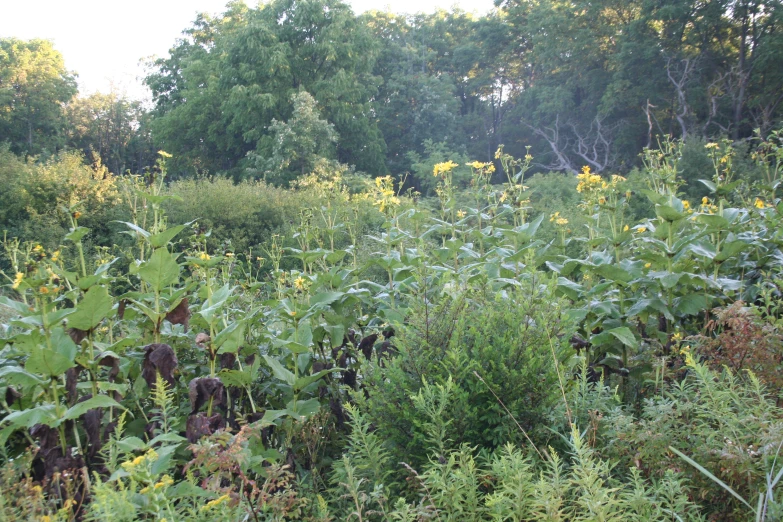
<box><xmin>372</xmin><ymin>176</ymin><xmax>401</xmax><ymax>214</ymax></box>
<box><xmin>549</xmin><ymin>212</ymin><xmax>568</xmax><ymax>226</ymax></box>
<box><xmin>432</xmin><ymin>161</ymin><xmax>458</xmax><ymax>178</ymax></box>
<box><xmin>576</xmin><ymin>166</ymin><xmax>603</xmax><ymax>194</ymax></box>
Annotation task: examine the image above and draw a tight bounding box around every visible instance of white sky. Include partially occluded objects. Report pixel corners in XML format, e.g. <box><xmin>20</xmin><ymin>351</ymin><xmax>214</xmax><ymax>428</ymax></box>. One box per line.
<box><xmin>1</xmin><ymin>0</ymin><xmax>494</xmax><ymax>101</ymax></box>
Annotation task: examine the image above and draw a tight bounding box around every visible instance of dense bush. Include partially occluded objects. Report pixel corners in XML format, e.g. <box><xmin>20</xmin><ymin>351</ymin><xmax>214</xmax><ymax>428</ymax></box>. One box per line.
<box><xmin>358</xmin><ymin>281</ymin><xmax>574</xmax><ymax>473</ymax></box>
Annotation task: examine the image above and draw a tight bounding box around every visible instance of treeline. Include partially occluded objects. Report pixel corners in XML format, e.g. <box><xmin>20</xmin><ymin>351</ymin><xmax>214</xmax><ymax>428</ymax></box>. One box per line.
<box><xmin>2</xmin><ymin>0</ymin><xmax>783</xmax><ymax>188</ymax></box>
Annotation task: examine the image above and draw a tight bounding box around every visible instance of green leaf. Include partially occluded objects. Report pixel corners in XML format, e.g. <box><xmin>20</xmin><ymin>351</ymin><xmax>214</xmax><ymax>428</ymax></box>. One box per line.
<box><xmin>114</xmin><ymin>221</ymin><xmax>150</xmax><ymax>238</ymax></box>
<box><xmin>715</xmin><ymin>240</ymin><xmax>748</xmax><ymax>262</ymax></box>
<box><xmin>3</xmin><ymin>405</ymin><xmax>58</xmax><ymax>428</ymax></box>
<box><xmin>65</xmin><ymin>226</ymin><xmax>90</xmax><ymax>243</ymax></box>
<box><xmin>68</xmin><ymin>286</ymin><xmax>113</xmax><ymax>330</ymax></box>
<box><xmin>608</xmin><ymin>327</ymin><xmax>638</xmax><ymax>349</ymax></box>
<box><xmin>149</xmin><ymin>224</ymin><xmax>190</xmax><ymax>248</ymax></box>
<box><xmin>698</xmin><ymin>179</ymin><xmax>717</xmax><ymax>193</ymax></box>
<box><xmin>0</xmin><ymin>367</ymin><xmax>46</xmax><ymax>388</ymax></box>
<box><xmin>215</xmin><ymin>321</ymin><xmax>246</xmax><ymax>354</ymax></box>
<box><xmin>310</xmin><ymin>291</ymin><xmax>344</xmax><ymax>308</ymax></box>
<box><xmin>0</xmin><ymin>296</ymin><xmax>32</xmax><ymax>315</ymax></box>
<box><xmin>297</xmin><ymin>322</ymin><xmax>313</xmax><ymax>348</ymax></box>
<box><xmin>286</xmin><ymin>397</ymin><xmax>321</xmax><ymax>419</ymax></box>
<box><xmin>138</xmin><ymin>248</ymin><xmax>181</xmax><ymax>292</ymax></box>
<box><xmin>294</xmin><ymin>368</ymin><xmax>341</xmax><ymax>392</ymax></box>
<box><xmin>62</xmin><ymin>395</ymin><xmax>125</xmax><ymax>421</ymax></box>
<box><xmin>25</xmin><ymin>329</ymin><xmax>77</xmax><ymax>377</ymax></box>
<box><xmin>263</xmin><ymin>355</ymin><xmax>295</xmax><ymax>386</ymax></box>
<box><xmin>655</xmin><ymin>204</ymin><xmax>686</xmax><ymax>222</ymax></box>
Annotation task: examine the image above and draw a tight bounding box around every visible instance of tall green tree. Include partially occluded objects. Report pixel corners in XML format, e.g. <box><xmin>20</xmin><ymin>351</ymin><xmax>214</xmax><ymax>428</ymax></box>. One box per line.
<box><xmin>65</xmin><ymin>91</ymin><xmax>155</xmax><ymax>174</ymax></box>
<box><xmin>0</xmin><ymin>38</ymin><xmax>77</xmax><ymax>156</ymax></box>
<box><xmin>145</xmin><ymin>0</ymin><xmax>386</xmax><ymax>178</ymax></box>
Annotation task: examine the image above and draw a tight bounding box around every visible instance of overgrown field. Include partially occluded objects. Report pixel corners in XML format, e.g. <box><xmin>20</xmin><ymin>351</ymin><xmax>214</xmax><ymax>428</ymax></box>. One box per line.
<box><xmin>2</xmin><ymin>134</ymin><xmax>783</xmax><ymax>521</ymax></box>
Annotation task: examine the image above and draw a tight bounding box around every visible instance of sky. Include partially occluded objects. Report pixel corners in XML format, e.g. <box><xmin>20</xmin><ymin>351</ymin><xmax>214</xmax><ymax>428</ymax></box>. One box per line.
<box><xmin>1</xmin><ymin>0</ymin><xmax>495</xmax><ymax>101</ymax></box>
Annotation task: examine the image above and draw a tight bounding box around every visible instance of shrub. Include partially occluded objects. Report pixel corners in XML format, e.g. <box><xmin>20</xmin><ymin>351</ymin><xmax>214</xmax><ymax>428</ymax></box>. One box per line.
<box><xmin>358</xmin><ymin>279</ymin><xmax>575</xmax><ymax>475</ymax></box>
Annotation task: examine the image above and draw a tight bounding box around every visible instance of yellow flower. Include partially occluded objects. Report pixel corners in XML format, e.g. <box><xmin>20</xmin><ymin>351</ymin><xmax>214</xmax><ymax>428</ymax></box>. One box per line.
<box><xmin>456</xmin><ymin>210</ymin><xmax>466</xmax><ymax>219</ymax></box>
<box><xmin>73</xmin><ymin>211</ymin><xmax>82</xmax><ymax>220</ymax></box>
<box><xmin>549</xmin><ymin>212</ymin><xmax>560</xmax><ymax>222</ymax></box>
<box><xmin>644</xmin><ymin>262</ymin><xmax>651</xmax><ymax>268</ymax></box>
<box><xmin>598</xmin><ymin>197</ymin><xmax>606</xmax><ymax>205</ymax></box>
<box><xmin>433</xmin><ymin>161</ymin><xmax>458</xmax><ymax>177</ymax></box>
<box><xmin>702</xmin><ymin>196</ymin><xmax>709</xmax><ymax>205</ymax></box>
<box><xmin>51</xmin><ymin>250</ymin><xmax>60</xmax><ymax>262</ymax></box>
<box><xmin>289</xmin><ymin>311</ymin><xmax>297</xmax><ymax>317</ymax></box>
<box><xmin>555</xmin><ymin>217</ymin><xmax>568</xmax><ymax>225</ymax></box>
<box><xmin>636</xmin><ymin>226</ymin><xmax>647</xmax><ymax>233</ymax></box>
<box><xmin>158</xmin><ymin>150</ymin><xmax>173</xmax><ymax>158</ymax></box>
<box><xmin>12</xmin><ymin>272</ymin><xmax>23</xmax><ymax>290</ymax></box>
<box><xmin>682</xmin><ymin>200</ymin><xmax>690</xmax><ymax>210</ymax></box>
<box><xmin>755</xmin><ymin>198</ymin><xmax>765</xmax><ymax>209</ymax></box>
<box><xmin>294</xmin><ymin>277</ymin><xmax>306</xmax><ymax>290</ymax></box>
<box><xmin>39</xmin><ymin>286</ymin><xmax>49</xmax><ymax>295</ymax></box>
<box><xmin>202</xmin><ymin>494</ymin><xmax>231</xmax><ymax>511</ymax></box>
<box><xmin>499</xmin><ymin>192</ymin><xmax>507</xmax><ymax>203</ymax></box>
<box><xmin>198</xmin><ymin>252</ymin><xmax>211</xmax><ymax>261</ymax></box>
<box><xmin>623</xmin><ymin>225</ymin><xmax>629</xmax><ymax>232</ymax></box>
<box><xmin>225</xmin><ymin>252</ymin><xmax>234</xmax><ymax>258</ymax></box>
<box><xmin>705</xmin><ymin>142</ymin><xmax>719</xmax><ymax>150</ymax></box>
<box><xmin>525</xmin><ymin>154</ymin><xmax>533</xmax><ymax>161</ymax></box>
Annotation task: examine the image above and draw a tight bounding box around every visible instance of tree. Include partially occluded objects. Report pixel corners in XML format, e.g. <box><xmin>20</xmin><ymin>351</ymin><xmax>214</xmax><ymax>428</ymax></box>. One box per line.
<box><xmin>65</xmin><ymin>90</ymin><xmax>156</xmax><ymax>174</ymax></box>
<box><xmin>248</xmin><ymin>91</ymin><xmax>338</xmax><ymax>185</ymax></box>
<box><xmin>0</xmin><ymin>38</ymin><xmax>77</xmax><ymax>156</ymax></box>
<box><xmin>145</xmin><ymin>0</ymin><xmax>386</xmax><ymax>178</ymax></box>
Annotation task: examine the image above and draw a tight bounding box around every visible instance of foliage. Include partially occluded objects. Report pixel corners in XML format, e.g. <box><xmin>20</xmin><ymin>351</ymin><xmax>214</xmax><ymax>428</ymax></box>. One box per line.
<box><xmin>0</xmin><ymin>38</ymin><xmax>77</xmax><ymax>156</ymax></box>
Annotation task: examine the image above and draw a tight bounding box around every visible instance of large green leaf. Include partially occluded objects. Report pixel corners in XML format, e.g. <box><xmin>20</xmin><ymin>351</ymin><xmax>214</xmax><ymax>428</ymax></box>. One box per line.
<box><xmin>3</xmin><ymin>404</ymin><xmax>58</xmax><ymax>428</ymax></box>
<box><xmin>25</xmin><ymin>328</ymin><xmax>77</xmax><ymax>377</ymax></box>
<box><xmin>0</xmin><ymin>367</ymin><xmax>46</xmax><ymax>388</ymax></box>
<box><xmin>68</xmin><ymin>286</ymin><xmax>113</xmax><ymax>330</ymax></box>
<box><xmin>138</xmin><ymin>248</ymin><xmax>181</xmax><ymax>292</ymax></box>
<box><xmin>263</xmin><ymin>355</ymin><xmax>295</xmax><ymax>386</ymax></box>
<box><xmin>62</xmin><ymin>395</ymin><xmax>125</xmax><ymax>421</ymax></box>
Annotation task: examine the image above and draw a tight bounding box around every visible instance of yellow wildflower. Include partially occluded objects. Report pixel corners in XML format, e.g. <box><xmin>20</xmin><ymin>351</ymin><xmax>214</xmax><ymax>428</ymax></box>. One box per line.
<box><xmin>549</xmin><ymin>212</ymin><xmax>560</xmax><ymax>222</ymax></box>
<box><xmin>555</xmin><ymin>217</ymin><xmax>568</xmax><ymax>225</ymax></box>
<box><xmin>644</xmin><ymin>263</ymin><xmax>651</xmax><ymax>269</ymax></box>
<box><xmin>39</xmin><ymin>286</ymin><xmax>49</xmax><ymax>295</ymax></box>
<box><xmin>294</xmin><ymin>277</ymin><xmax>306</xmax><ymax>290</ymax></box>
<box><xmin>636</xmin><ymin>226</ymin><xmax>647</xmax><ymax>233</ymax></box>
<box><xmin>682</xmin><ymin>200</ymin><xmax>690</xmax><ymax>210</ymax></box>
<box><xmin>433</xmin><ymin>161</ymin><xmax>458</xmax><ymax>177</ymax></box>
<box><xmin>755</xmin><ymin>198</ymin><xmax>765</xmax><ymax>209</ymax></box>
<box><xmin>225</xmin><ymin>252</ymin><xmax>234</xmax><ymax>258</ymax></box>
<box><xmin>158</xmin><ymin>150</ymin><xmax>173</xmax><ymax>158</ymax></box>
<box><xmin>198</xmin><ymin>252</ymin><xmax>211</xmax><ymax>261</ymax></box>
<box><xmin>289</xmin><ymin>311</ymin><xmax>297</xmax><ymax>317</ymax></box>
<box><xmin>702</xmin><ymin>196</ymin><xmax>709</xmax><ymax>205</ymax></box>
<box><xmin>525</xmin><ymin>154</ymin><xmax>533</xmax><ymax>161</ymax></box>
<box><xmin>623</xmin><ymin>225</ymin><xmax>629</xmax><ymax>232</ymax></box>
<box><xmin>51</xmin><ymin>250</ymin><xmax>60</xmax><ymax>262</ymax></box>
<box><xmin>705</xmin><ymin>142</ymin><xmax>719</xmax><ymax>150</ymax></box>
<box><xmin>12</xmin><ymin>272</ymin><xmax>23</xmax><ymax>290</ymax></box>
<box><xmin>457</xmin><ymin>210</ymin><xmax>466</xmax><ymax>219</ymax></box>
<box><xmin>202</xmin><ymin>494</ymin><xmax>231</xmax><ymax>511</ymax></box>
<box><xmin>499</xmin><ymin>192</ymin><xmax>508</xmax><ymax>203</ymax></box>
